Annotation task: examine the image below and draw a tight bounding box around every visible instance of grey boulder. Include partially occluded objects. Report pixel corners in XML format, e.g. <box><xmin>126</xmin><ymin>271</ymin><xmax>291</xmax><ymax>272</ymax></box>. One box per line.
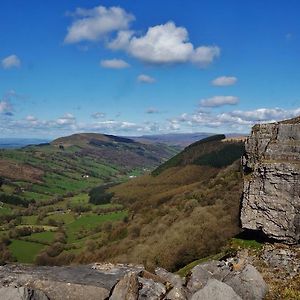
<box><xmin>191</xmin><ymin>279</ymin><xmax>242</xmax><ymax>300</ymax></box>
<box><xmin>165</xmin><ymin>286</ymin><xmax>187</xmax><ymax>300</ymax></box>
<box><xmin>224</xmin><ymin>264</ymin><xmax>268</xmax><ymax>300</ymax></box>
<box><xmin>110</xmin><ymin>272</ymin><xmax>139</xmax><ymax>300</ymax></box>
<box><xmin>138</xmin><ymin>277</ymin><xmax>166</xmax><ymax>299</ymax></box>
<box><xmin>0</xmin><ymin>287</ymin><xmax>49</xmax><ymax>300</ymax></box>
<box><xmin>186</xmin><ymin>261</ymin><xmax>231</xmax><ymax>294</ymax></box>
<box><xmin>154</xmin><ymin>268</ymin><xmax>183</xmax><ymax>287</ymax></box>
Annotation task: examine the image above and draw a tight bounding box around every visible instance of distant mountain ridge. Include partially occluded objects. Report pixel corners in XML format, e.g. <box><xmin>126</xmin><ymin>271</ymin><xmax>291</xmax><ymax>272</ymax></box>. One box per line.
<box><xmin>0</xmin><ymin>138</ymin><xmax>50</xmax><ymax>149</ymax></box>
<box><xmin>128</xmin><ymin>132</ymin><xmax>247</xmax><ymax>147</ymax></box>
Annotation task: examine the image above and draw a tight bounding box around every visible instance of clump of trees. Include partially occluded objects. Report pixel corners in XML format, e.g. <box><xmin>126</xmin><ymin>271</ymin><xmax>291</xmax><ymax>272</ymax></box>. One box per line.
<box><xmin>89</xmin><ymin>185</ymin><xmax>114</xmax><ymax>205</ymax></box>
<box><xmin>0</xmin><ymin>194</ymin><xmax>33</xmax><ymax>207</ymax></box>
<box><xmin>9</xmin><ymin>226</ymin><xmax>44</xmax><ymax>239</ymax></box>
<box><xmin>0</xmin><ymin>237</ymin><xmax>13</xmax><ymax>264</ymax></box>
<box><xmin>75</xmin><ymin>157</ymin><xmax>243</xmax><ymax>272</ymax></box>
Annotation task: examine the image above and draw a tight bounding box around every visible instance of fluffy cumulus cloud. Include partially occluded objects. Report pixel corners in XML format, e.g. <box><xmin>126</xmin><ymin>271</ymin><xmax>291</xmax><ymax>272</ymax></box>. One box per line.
<box><xmin>1</xmin><ymin>55</ymin><xmax>21</xmax><ymax>69</ymax></box>
<box><xmin>137</xmin><ymin>74</ymin><xmax>156</xmax><ymax>83</ymax></box>
<box><xmin>110</xmin><ymin>22</ymin><xmax>220</xmax><ymax>66</ymax></box>
<box><xmin>65</xmin><ymin>5</ymin><xmax>220</xmax><ymax>66</ymax></box>
<box><xmin>64</xmin><ymin>6</ymin><xmax>135</xmax><ymax>43</ymax></box>
<box><xmin>100</xmin><ymin>58</ymin><xmax>130</xmax><ymax>69</ymax></box>
<box><xmin>212</xmin><ymin>76</ymin><xmax>237</xmax><ymax>86</ymax></box>
<box><xmin>200</xmin><ymin>96</ymin><xmax>239</xmax><ymax>107</ymax></box>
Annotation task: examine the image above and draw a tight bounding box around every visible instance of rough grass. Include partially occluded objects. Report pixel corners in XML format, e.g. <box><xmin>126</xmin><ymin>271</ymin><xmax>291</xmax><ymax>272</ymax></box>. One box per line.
<box><xmin>230</xmin><ymin>238</ymin><xmax>263</xmax><ymax>250</ymax></box>
<box><xmin>9</xmin><ymin>240</ymin><xmax>45</xmax><ymax>263</ymax></box>
<box><xmin>26</xmin><ymin>231</ymin><xmax>56</xmax><ymax>244</ymax></box>
<box><xmin>0</xmin><ymin>205</ymin><xmax>12</xmax><ymax>215</ymax></box>
<box><xmin>22</xmin><ymin>215</ymin><xmax>38</xmax><ymax>225</ymax></box>
<box><xmin>43</xmin><ymin>213</ymin><xmax>75</xmax><ymax>225</ymax></box>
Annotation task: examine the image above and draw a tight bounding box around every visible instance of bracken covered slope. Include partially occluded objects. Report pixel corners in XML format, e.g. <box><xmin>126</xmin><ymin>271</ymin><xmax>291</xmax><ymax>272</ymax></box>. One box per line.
<box><xmin>75</xmin><ymin>135</ymin><xmax>245</xmax><ymax>271</ymax></box>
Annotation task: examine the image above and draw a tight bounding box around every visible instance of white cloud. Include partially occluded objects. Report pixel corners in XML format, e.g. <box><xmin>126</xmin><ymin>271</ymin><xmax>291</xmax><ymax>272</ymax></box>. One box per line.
<box><xmin>228</xmin><ymin>107</ymin><xmax>300</xmax><ymax>122</ymax></box>
<box><xmin>56</xmin><ymin>113</ymin><xmax>76</xmax><ymax>126</ymax></box>
<box><xmin>1</xmin><ymin>55</ymin><xmax>21</xmax><ymax>69</ymax></box>
<box><xmin>169</xmin><ymin>107</ymin><xmax>300</xmax><ymax>132</ymax></box>
<box><xmin>64</xmin><ymin>6</ymin><xmax>135</xmax><ymax>43</ymax></box>
<box><xmin>2</xmin><ymin>105</ymin><xmax>300</xmax><ymax>138</ymax></box>
<box><xmin>100</xmin><ymin>58</ymin><xmax>130</xmax><ymax>69</ymax></box>
<box><xmin>200</xmin><ymin>96</ymin><xmax>239</xmax><ymax>107</ymax></box>
<box><xmin>109</xmin><ymin>21</ymin><xmax>220</xmax><ymax>66</ymax></box>
<box><xmin>108</xmin><ymin>30</ymin><xmax>134</xmax><ymax>49</ymax></box>
<box><xmin>91</xmin><ymin>112</ymin><xmax>106</xmax><ymax>119</ymax></box>
<box><xmin>190</xmin><ymin>46</ymin><xmax>221</xmax><ymax>66</ymax></box>
<box><xmin>137</xmin><ymin>74</ymin><xmax>156</xmax><ymax>83</ymax></box>
<box><xmin>26</xmin><ymin>115</ymin><xmax>38</xmax><ymax>122</ymax></box>
<box><xmin>212</xmin><ymin>76</ymin><xmax>237</xmax><ymax>86</ymax></box>
<box><xmin>64</xmin><ymin>5</ymin><xmax>220</xmax><ymax>67</ymax></box>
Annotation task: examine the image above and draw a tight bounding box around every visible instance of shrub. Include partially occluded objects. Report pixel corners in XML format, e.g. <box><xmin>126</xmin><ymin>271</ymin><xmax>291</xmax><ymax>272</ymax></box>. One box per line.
<box><xmin>89</xmin><ymin>185</ymin><xmax>114</xmax><ymax>205</ymax></box>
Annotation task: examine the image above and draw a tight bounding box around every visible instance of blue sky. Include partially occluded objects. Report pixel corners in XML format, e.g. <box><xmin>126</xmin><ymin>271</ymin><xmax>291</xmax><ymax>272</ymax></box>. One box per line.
<box><xmin>0</xmin><ymin>0</ymin><xmax>300</xmax><ymax>138</ymax></box>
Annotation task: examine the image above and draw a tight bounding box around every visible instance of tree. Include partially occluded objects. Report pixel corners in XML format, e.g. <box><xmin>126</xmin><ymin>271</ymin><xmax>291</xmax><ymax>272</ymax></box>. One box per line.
<box><xmin>0</xmin><ymin>177</ymin><xmax>4</xmax><ymax>188</ymax></box>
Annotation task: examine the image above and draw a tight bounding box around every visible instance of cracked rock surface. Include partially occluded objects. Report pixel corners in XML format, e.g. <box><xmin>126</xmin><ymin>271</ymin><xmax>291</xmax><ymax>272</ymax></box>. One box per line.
<box><xmin>241</xmin><ymin>116</ymin><xmax>300</xmax><ymax>244</ymax></box>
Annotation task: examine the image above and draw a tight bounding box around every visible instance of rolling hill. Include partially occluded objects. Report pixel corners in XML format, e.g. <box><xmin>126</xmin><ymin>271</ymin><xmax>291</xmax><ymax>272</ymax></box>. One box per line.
<box><xmin>0</xmin><ymin>133</ymin><xmax>245</xmax><ymax>268</ymax></box>
<box><xmin>74</xmin><ymin>135</ymin><xmax>246</xmax><ymax>271</ymax></box>
<box><xmin>0</xmin><ymin>133</ymin><xmax>179</xmax><ymax>203</ymax></box>
<box><xmin>0</xmin><ymin>133</ymin><xmax>179</xmax><ymax>265</ymax></box>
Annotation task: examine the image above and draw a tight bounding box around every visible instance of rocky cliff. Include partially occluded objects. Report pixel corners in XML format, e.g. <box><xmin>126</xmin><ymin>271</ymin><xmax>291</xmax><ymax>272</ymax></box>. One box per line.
<box><xmin>241</xmin><ymin>116</ymin><xmax>300</xmax><ymax>244</ymax></box>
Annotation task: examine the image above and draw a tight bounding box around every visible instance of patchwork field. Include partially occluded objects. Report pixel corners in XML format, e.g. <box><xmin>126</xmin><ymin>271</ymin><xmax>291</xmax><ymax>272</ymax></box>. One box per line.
<box><xmin>0</xmin><ymin>133</ymin><xmax>179</xmax><ymax>264</ymax></box>
<box><xmin>1</xmin><ymin>191</ymin><xmax>128</xmax><ymax>264</ymax></box>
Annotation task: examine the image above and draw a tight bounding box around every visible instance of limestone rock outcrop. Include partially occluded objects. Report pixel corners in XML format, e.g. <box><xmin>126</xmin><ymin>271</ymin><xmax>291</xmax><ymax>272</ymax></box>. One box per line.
<box><xmin>0</xmin><ymin>259</ymin><xmax>268</xmax><ymax>300</ymax></box>
<box><xmin>241</xmin><ymin>116</ymin><xmax>300</xmax><ymax>244</ymax></box>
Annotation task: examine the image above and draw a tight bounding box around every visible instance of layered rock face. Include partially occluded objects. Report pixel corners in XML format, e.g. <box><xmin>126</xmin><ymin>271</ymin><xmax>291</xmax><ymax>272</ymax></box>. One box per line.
<box><xmin>241</xmin><ymin>117</ymin><xmax>300</xmax><ymax>244</ymax></box>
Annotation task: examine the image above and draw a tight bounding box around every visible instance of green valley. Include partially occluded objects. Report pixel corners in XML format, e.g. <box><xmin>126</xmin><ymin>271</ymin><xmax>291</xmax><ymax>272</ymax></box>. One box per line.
<box><xmin>0</xmin><ymin>133</ymin><xmax>179</xmax><ymax>264</ymax></box>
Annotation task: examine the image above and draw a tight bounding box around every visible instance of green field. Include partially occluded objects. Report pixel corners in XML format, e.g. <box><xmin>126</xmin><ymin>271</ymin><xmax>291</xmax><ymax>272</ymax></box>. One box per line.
<box><xmin>9</xmin><ymin>240</ymin><xmax>46</xmax><ymax>263</ymax></box>
<box><xmin>66</xmin><ymin>211</ymin><xmax>127</xmax><ymax>243</ymax></box>
<box><xmin>22</xmin><ymin>215</ymin><xmax>38</xmax><ymax>225</ymax></box>
<box><xmin>0</xmin><ymin>205</ymin><xmax>12</xmax><ymax>215</ymax></box>
<box><xmin>43</xmin><ymin>212</ymin><xmax>75</xmax><ymax>225</ymax></box>
<box><xmin>0</xmin><ymin>133</ymin><xmax>179</xmax><ymax>265</ymax></box>
<box><xmin>26</xmin><ymin>231</ymin><xmax>56</xmax><ymax>244</ymax></box>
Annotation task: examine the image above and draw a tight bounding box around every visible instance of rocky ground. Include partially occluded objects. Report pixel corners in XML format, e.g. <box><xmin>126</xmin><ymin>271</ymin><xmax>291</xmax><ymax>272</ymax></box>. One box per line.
<box><xmin>1</xmin><ymin>242</ymin><xmax>298</xmax><ymax>300</ymax></box>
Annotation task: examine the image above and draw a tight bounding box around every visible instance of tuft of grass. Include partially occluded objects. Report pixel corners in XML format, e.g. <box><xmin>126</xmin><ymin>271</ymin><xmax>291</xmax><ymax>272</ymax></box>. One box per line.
<box><xmin>230</xmin><ymin>238</ymin><xmax>263</xmax><ymax>250</ymax></box>
<box><xmin>176</xmin><ymin>252</ymin><xmax>225</xmax><ymax>277</ymax></box>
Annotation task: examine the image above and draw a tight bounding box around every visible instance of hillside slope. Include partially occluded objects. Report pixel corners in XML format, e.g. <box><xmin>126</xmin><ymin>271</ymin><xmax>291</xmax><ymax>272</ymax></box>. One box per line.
<box><xmin>75</xmin><ymin>135</ymin><xmax>245</xmax><ymax>271</ymax></box>
<box><xmin>0</xmin><ymin>133</ymin><xmax>179</xmax><ymax>203</ymax></box>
